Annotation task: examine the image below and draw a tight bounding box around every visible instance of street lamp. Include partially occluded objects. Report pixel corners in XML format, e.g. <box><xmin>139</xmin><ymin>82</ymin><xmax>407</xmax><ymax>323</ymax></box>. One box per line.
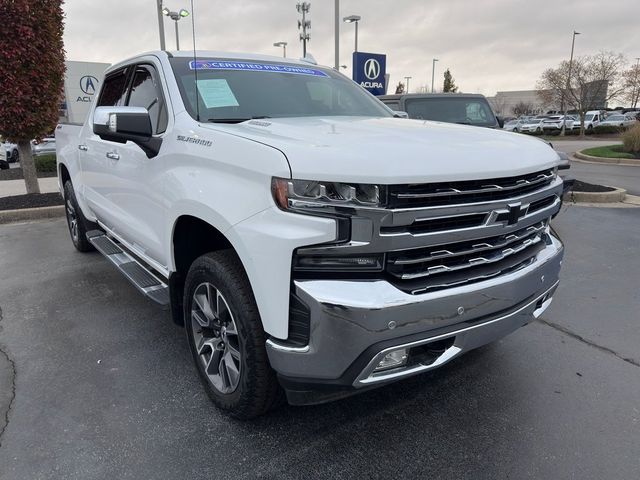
<box><xmin>431</xmin><ymin>58</ymin><xmax>439</xmax><ymax>93</ymax></box>
<box><xmin>156</xmin><ymin>1</ymin><xmax>166</xmax><ymax>50</ymax></box>
<box><xmin>343</xmin><ymin>15</ymin><xmax>361</xmax><ymax>53</ymax></box>
<box><xmin>273</xmin><ymin>42</ymin><xmax>288</xmax><ymax>58</ymax></box>
<box><xmin>404</xmin><ymin>76</ymin><xmax>412</xmax><ymax>94</ymax></box>
<box><xmin>561</xmin><ymin>30</ymin><xmax>580</xmax><ymax>136</ymax></box>
<box><xmin>162</xmin><ymin>7</ymin><xmax>189</xmax><ymax>51</ymax></box>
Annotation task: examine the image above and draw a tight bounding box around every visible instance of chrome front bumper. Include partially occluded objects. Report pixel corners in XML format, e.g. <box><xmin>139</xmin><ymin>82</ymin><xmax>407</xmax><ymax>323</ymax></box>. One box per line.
<box><xmin>267</xmin><ymin>233</ymin><xmax>563</xmax><ymax>400</ymax></box>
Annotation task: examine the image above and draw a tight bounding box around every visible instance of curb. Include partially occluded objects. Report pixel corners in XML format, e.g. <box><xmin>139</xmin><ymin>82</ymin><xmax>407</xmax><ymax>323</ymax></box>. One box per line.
<box><xmin>564</xmin><ymin>187</ymin><xmax>627</xmax><ymax>203</ymax></box>
<box><xmin>574</xmin><ymin>151</ymin><xmax>640</xmax><ymax>166</ymax></box>
<box><xmin>0</xmin><ymin>205</ymin><xmax>65</xmax><ymax>225</ymax></box>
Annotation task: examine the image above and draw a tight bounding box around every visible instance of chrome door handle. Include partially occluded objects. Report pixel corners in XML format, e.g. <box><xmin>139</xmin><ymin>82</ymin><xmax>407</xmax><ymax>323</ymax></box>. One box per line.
<box><xmin>78</xmin><ymin>144</ymin><xmax>88</xmax><ymax>151</ymax></box>
<box><xmin>106</xmin><ymin>152</ymin><xmax>120</xmax><ymax>161</ymax></box>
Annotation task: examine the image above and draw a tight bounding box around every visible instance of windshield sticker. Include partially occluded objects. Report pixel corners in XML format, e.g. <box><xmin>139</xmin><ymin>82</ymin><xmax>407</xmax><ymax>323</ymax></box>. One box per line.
<box><xmin>189</xmin><ymin>60</ymin><xmax>329</xmax><ymax>78</ymax></box>
<box><xmin>196</xmin><ymin>79</ymin><xmax>240</xmax><ymax>109</ymax></box>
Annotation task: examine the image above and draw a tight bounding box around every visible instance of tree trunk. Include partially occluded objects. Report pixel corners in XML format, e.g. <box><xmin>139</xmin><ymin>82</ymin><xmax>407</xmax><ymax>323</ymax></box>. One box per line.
<box><xmin>18</xmin><ymin>140</ymin><xmax>41</xmax><ymax>194</ymax></box>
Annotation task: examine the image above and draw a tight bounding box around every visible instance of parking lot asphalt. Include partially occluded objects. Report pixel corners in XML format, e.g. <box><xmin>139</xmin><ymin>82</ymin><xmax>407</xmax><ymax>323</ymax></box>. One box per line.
<box><xmin>0</xmin><ymin>211</ymin><xmax>639</xmax><ymax>480</ymax></box>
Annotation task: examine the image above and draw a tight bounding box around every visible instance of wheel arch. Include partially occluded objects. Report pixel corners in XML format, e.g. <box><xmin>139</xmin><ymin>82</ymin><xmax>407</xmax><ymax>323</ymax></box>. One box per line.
<box><xmin>169</xmin><ymin>213</ymin><xmax>244</xmax><ymax>327</ymax></box>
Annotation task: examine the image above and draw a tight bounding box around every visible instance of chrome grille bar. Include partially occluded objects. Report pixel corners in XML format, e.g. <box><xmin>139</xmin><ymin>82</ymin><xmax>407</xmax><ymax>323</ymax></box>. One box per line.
<box><xmin>390</xmin><ymin>222</ymin><xmax>546</xmax><ymax>266</ymax></box>
<box><xmin>394</xmin><ymin>171</ymin><xmax>555</xmax><ymax>200</ymax></box>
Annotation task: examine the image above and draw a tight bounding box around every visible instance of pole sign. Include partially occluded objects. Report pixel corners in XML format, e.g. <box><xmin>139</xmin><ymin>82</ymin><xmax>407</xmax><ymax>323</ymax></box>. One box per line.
<box><xmin>63</xmin><ymin>61</ymin><xmax>110</xmax><ymax>124</ymax></box>
<box><xmin>352</xmin><ymin>52</ymin><xmax>387</xmax><ymax>96</ymax></box>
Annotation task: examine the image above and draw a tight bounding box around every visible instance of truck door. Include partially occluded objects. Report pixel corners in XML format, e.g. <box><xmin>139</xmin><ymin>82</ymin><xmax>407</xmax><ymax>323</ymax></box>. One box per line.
<box><xmin>84</xmin><ymin>63</ymin><xmax>169</xmax><ymax>265</ymax></box>
<box><xmin>81</xmin><ymin>67</ymin><xmax>130</xmax><ymax>230</ymax></box>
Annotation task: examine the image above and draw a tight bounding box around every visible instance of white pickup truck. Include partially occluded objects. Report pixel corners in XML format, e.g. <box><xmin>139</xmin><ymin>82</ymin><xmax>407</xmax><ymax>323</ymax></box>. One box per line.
<box><xmin>56</xmin><ymin>51</ymin><xmax>565</xmax><ymax>418</ymax></box>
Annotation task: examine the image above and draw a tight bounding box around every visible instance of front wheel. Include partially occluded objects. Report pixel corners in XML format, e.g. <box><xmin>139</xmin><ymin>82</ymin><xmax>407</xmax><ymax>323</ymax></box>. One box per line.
<box><xmin>184</xmin><ymin>251</ymin><xmax>281</xmax><ymax>419</ymax></box>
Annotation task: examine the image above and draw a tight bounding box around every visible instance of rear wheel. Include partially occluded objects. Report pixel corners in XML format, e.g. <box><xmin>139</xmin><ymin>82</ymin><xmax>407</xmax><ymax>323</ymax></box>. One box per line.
<box><xmin>63</xmin><ymin>181</ymin><xmax>95</xmax><ymax>252</ymax></box>
<box><xmin>10</xmin><ymin>150</ymin><xmax>19</xmax><ymax>163</ymax></box>
<box><xmin>184</xmin><ymin>251</ymin><xmax>280</xmax><ymax>419</ymax></box>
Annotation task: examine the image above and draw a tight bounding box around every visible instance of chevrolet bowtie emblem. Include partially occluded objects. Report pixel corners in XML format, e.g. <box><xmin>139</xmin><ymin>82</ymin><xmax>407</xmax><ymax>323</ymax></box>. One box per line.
<box><xmin>506</xmin><ymin>203</ymin><xmax>524</xmax><ymax>225</ymax></box>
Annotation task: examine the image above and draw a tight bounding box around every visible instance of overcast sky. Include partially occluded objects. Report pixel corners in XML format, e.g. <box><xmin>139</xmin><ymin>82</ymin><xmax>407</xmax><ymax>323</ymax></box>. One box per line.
<box><xmin>62</xmin><ymin>0</ymin><xmax>639</xmax><ymax>96</ymax></box>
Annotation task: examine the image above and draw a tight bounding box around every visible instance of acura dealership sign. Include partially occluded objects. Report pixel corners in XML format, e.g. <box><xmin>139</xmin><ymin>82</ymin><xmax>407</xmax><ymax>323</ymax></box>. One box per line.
<box><xmin>63</xmin><ymin>61</ymin><xmax>110</xmax><ymax>124</ymax></box>
<box><xmin>353</xmin><ymin>52</ymin><xmax>387</xmax><ymax>96</ymax></box>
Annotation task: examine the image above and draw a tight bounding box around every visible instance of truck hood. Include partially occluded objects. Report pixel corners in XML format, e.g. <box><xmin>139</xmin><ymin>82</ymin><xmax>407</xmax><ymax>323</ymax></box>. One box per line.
<box><xmin>203</xmin><ymin>117</ymin><xmax>560</xmax><ymax>184</ymax></box>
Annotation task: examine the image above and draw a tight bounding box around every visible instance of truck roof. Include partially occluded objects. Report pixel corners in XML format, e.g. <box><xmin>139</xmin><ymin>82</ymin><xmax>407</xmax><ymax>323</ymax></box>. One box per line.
<box><xmin>379</xmin><ymin>93</ymin><xmax>488</xmax><ymax>101</ymax></box>
<box><xmin>106</xmin><ymin>50</ymin><xmax>318</xmax><ymax>75</ymax></box>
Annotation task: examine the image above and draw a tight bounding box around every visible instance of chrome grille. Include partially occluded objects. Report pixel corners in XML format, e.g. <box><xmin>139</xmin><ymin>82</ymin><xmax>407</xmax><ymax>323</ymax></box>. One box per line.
<box><xmin>293</xmin><ymin>168</ymin><xmax>563</xmax><ymax>295</ymax></box>
<box><xmin>387</xmin><ymin>221</ymin><xmax>547</xmax><ymax>281</ymax></box>
<box><xmin>388</xmin><ymin>169</ymin><xmax>555</xmax><ymax>208</ymax></box>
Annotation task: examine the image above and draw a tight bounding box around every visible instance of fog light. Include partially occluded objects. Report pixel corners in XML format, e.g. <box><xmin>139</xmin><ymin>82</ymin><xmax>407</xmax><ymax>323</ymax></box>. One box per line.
<box><xmin>374</xmin><ymin>348</ymin><xmax>408</xmax><ymax>371</ymax></box>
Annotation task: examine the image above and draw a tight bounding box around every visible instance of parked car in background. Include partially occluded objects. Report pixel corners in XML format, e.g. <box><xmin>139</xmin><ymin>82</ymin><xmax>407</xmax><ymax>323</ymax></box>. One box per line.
<box><xmin>0</xmin><ymin>147</ymin><xmax>8</xmax><ymax>170</ymax></box>
<box><xmin>519</xmin><ymin>117</ymin><xmax>547</xmax><ymax>134</ymax></box>
<box><xmin>583</xmin><ymin>110</ymin><xmax>603</xmax><ymax>132</ymax></box>
<box><xmin>599</xmin><ymin>114</ymin><xmax>637</xmax><ymax>129</ymax></box>
<box><xmin>31</xmin><ymin>137</ymin><xmax>56</xmax><ymax>156</ymax></box>
<box><xmin>2</xmin><ymin>139</ymin><xmax>20</xmax><ymax>163</ymax></box>
<box><xmin>378</xmin><ymin>93</ymin><xmax>502</xmax><ymax>129</ymax></box>
<box><xmin>503</xmin><ymin>118</ymin><xmax>530</xmax><ymax>132</ymax></box>
<box><xmin>542</xmin><ymin>115</ymin><xmax>575</xmax><ymax>133</ymax></box>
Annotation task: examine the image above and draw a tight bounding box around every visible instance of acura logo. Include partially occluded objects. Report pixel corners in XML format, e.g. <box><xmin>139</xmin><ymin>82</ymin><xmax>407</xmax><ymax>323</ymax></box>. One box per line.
<box><xmin>80</xmin><ymin>75</ymin><xmax>99</xmax><ymax>95</ymax></box>
<box><xmin>364</xmin><ymin>59</ymin><xmax>381</xmax><ymax>80</ymax></box>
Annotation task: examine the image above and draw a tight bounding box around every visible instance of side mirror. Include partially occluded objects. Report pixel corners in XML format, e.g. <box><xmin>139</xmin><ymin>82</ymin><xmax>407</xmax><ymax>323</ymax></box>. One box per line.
<box><xmin>496</xmin><ymin>116</ymin><xmax>504</xmax><ymax>128</ymax></box>
<box><xmin>93</xmin><ymin>106</ymin><xmax>162</xmax><ymax>158</ymax></box>
<box><xmin>393</xmin><ymin>111</ymin><xmax>409</xmax><ymax>119</ymax></box>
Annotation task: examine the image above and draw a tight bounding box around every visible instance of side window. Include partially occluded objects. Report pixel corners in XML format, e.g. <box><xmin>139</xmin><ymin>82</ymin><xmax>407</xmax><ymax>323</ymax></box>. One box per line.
<box><xmin>97</xmin><ymin>69</ymin><xmax>128</xmax><ymax>107</ymax></box>
<box><xmin>127</xmin><ymin>66</ymin><xmax>168</xmax><ymax>134</ymax></box>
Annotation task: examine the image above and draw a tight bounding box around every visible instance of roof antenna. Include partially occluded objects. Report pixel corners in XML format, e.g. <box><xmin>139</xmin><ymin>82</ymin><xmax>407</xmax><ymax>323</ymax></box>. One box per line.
<box><xmin>190</xmin><ymin>0</ymin><xmax>200</xmax><ymax>122</ymax></box>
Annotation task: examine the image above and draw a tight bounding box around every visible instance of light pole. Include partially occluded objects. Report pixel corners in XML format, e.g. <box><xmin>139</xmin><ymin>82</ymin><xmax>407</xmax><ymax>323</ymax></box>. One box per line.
<box><xmin>162</xmin><ymin>7</ymin><xmax>189</xmax><ymax>51</ymax></box>
<box><xmin>156</xmin><ymin>0</ymin><xmax>166</xmax><ymax>50</ymax></box>
<box><xmin>297</xmin><ymin>2</ymin><xmax>311</xmax><ymax>58</ymax></box>
<box><xmin>561</xmin><ymin>31</ymin><xmax>580</xmax><ymax>136</ymax></box>
<box><xmin>334</xmin><ymin>0</ymin><xmax>339</xmax><ymax>70</ymax></box>
<box><xmin>404</xmin><ymin>76</ymin><xmax>412</xmax><ymax>94</ymax></box>
<box><xmin>431</xmin><ymin>58</ymin><xmax>439</xmax><ymax>93</ymax></box>
<box><xmin>343</xmin><ymin>15</ymin><xmax>361</xmax><ymax>53</ymax></box>
<box><xmin>273</xmin><ymin>42</ymin><xmax>288</xmax><ymax>58</ymax></box>
<box><xmin>634</xmin><ymin>57</ymin><xmax>640</xmax><ymax>108</ymax></box>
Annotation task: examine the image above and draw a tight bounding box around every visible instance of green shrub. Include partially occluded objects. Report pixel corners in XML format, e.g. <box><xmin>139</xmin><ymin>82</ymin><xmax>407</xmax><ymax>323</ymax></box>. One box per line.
<box><xmin>34</xmin><ymin>153</ymin><xmax>57</xmax><ymax>172</ymax></box>
<box><xmin>592</xmin><ymin>125</ymin><xmax>623</xmax><ymax>135</ymax></box>
<box><xmin>622</xmin><ymin>124</ymin><xmax>640</xmax><ymax>155</ymax></box>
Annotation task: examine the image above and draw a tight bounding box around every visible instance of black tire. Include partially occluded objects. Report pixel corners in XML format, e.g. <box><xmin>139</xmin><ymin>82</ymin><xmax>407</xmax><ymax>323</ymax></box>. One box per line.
<box><xmin>63</xmin><ymin>181</ymin><xmax>95</xmax><ymax>252</ymax></box>
<box><xmin>184</xmin><ymin>251</ymin><xmax>280</xmax><ymax>419</ymax></box>
<box><xmin>10</xmin><ymin>150</ymin><xmax>19</xmax><ymax>163</ymax></box>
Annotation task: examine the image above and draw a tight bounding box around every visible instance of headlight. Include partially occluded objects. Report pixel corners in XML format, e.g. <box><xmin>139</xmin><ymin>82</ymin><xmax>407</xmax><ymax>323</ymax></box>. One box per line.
<box><xmin>272</xmin><ymin>178</ymin><xmax>385</xmax><ymax>211</ymax></box>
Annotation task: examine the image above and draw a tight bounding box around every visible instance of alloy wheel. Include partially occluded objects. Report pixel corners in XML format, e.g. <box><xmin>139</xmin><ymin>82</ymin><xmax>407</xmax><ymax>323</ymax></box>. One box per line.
<box><xmin>65</xmin><ymin>199</ymin><xmax>79</xmax><ymax>243</ymax></box>
<box><xmin>190</xmin><ymin>282</ymin><xmax>242</xmax><ymax>394</ymax></box>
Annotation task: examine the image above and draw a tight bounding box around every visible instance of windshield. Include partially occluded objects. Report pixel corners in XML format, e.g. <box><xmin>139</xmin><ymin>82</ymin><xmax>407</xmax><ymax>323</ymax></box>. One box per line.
<box><xmin>403</xmin><ymin>97</ymin><xmax>497</xmax><ymax>127</ymax></box>
<box><xmin>169</xmin><ymin>58</ymin><xmax>392</xmax><ymax>122</ymax></box>
<box><xmin>585</xmin><ymin>114</ymin><xmax>594</xmax><ymax>121</ymax></box>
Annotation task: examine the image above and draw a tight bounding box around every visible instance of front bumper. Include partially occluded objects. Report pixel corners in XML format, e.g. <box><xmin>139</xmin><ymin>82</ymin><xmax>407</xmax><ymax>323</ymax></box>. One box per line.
<box><xmin>267</xmin><ymin>232</ymin><xmax>563</xmax><ymax>404</ymax></box>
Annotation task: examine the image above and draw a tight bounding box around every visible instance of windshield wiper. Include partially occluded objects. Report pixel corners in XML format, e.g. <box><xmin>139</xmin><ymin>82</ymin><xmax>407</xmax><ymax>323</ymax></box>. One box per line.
<box><xmin>206</xmin><ymin>116</ymin><xmax>271</xmax><ymax>124</ymax></box>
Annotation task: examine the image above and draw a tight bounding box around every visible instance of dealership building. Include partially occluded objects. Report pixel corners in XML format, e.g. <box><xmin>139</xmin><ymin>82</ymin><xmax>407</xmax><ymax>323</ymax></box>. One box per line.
<box><xmin>487</xmin><ymin>81</ymin><xmax>610</xmax><ymax>118</ymax></box>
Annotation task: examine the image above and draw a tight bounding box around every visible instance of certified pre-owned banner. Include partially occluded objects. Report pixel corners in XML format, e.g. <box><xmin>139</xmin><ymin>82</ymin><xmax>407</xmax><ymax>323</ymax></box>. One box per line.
<box><xmin>352</xmin><ymin>52</ymin><xmax>387</xmax><ymax>96</ymax></box>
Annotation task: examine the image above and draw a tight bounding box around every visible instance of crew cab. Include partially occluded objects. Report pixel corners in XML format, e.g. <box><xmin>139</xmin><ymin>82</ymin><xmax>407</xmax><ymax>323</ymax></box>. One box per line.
<box><xmin>56</xmin><ymin>51</ymin><xmax>565</xmax><ymax>418</ymax></box>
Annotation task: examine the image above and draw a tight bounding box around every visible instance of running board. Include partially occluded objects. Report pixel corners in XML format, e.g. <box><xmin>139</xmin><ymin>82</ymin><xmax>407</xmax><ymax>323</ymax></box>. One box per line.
<box><xmin>86</xmin><ymin>230</ymin><xmax>170</xmax><ymax>306</ymax></box>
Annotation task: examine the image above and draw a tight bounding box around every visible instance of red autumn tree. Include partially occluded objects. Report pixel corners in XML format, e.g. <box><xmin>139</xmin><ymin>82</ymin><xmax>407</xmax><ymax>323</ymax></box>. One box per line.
<box><xmin>0</xmin><ymin>0</ymin><xmax>66</xmax><ymax>194</ymax></box>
